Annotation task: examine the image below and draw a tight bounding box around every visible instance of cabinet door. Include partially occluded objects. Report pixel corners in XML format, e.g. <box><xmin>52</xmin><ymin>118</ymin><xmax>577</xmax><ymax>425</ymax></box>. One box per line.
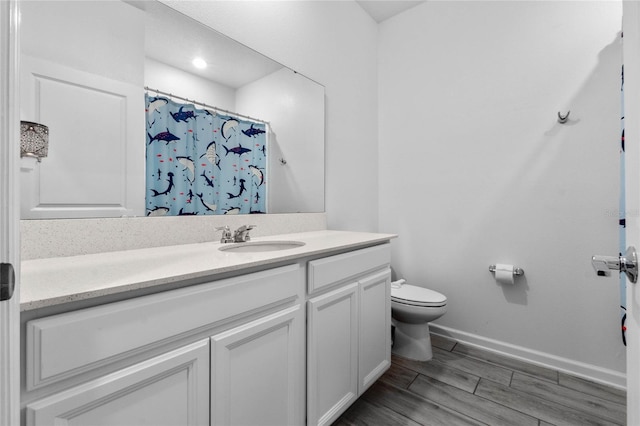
<box><xmin>307</xmin><ymin>282</ymin><xmax>359</xmax><ymax>426</ymax></box>
<box><xmin>25</xmin><ymin>340</ymin><xmax>209</xmax><ymax>426</ymax></box>
<box><xmin>358</xmin><ymin>268</ymin><xmax>391</xmax><ymax>393</ymax></box>
<box><xmin>211</xmin><ymin>305</ymin><xmax>304</xmax><ymax>426</ymax></box>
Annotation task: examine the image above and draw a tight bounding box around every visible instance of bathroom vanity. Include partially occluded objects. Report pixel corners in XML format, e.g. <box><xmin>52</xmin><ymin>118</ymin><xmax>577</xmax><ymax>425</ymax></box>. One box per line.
<box><xmin>19</xmin><ymin>230</ymin><xmax>395</xmax><ymax>426</ymax></box>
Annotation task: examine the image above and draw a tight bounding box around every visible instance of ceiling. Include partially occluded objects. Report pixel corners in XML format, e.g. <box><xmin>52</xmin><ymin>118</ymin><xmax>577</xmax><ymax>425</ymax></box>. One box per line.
<box><xmin>129</xmin><ymin>0</ymin><xmax>283</xmax><ymax>89</ymax></box>
<box><xmin>132</xmin><ymin>0</ymin><xmax>427</xmax><ymax>89</ymax></box>
<box><xmin>356</xmin><ymin>1</ymin><xmax>426</xmax><ymax>23</ymax></box>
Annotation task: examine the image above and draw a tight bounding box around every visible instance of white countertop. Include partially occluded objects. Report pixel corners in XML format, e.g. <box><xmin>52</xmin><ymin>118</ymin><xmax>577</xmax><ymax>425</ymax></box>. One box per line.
<box><xmin>20</xmin><ymin>230</ymin><xmax>396</xmax><ymax>311</ymax></box>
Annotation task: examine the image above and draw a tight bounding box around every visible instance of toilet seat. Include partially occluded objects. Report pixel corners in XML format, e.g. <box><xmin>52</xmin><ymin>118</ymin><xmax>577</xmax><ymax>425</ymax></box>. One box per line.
<box><xmin>391</xmin><ymin>284</ymin><xmax>447</xmax><ymax>308</ymax></box>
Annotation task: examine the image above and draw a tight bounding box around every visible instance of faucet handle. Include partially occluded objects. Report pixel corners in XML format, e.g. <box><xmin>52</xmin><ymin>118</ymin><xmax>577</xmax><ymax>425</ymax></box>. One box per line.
<box><xmin>236</xmin><ymin>224</ymin><xmax>256</xmax><ymax>231</ymax></box>
<box><xmin>233</xmin><ymin>225</ymin><xmax>256</xmax><ymax>242</ymax></box>
<box><xmin>244</xmin><ymin>225</ymin><xmax>256</xmax><ymax>241</ymax></box>
<box><xmin>215</xmin><ymin>226</ymin><xmax>233</xmax><ymax>243</ymax></box>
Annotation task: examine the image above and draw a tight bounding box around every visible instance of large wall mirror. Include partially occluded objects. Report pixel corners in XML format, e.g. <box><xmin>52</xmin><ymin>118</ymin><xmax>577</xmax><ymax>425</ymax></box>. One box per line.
<box><xmin>19</xmin><ymin>0</ymin><xmax>325</xmax><ymax>219</ymax></box>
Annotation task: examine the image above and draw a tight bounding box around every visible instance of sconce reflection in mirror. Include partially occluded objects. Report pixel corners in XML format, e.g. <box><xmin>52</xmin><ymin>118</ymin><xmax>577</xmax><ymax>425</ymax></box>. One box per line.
<box><xmin>20</xmin><ymin>121</ymin><xmax>49</xmax><ymax>162</ymax></box>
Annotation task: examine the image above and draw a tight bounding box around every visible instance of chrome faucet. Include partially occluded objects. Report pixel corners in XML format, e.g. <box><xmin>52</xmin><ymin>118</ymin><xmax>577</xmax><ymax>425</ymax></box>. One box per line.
<box><xmin>233</xmin><ymin>225</ymin><xmax>256</xmax><ymax>243</ymax></box>
<box><xmin>215</xmin><ymin>226</ymin><xmax>234</xmax><ymax>244</ymax></box>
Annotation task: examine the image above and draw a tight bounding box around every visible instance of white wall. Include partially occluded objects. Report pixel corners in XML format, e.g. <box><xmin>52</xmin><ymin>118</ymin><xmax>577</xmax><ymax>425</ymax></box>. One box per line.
<box><xmin>236</xmin><ymin>68</ymin><xmax>325</xmax><ymax>213</ymax></box>
<box><xmin>379</xmin><ymin>1</ymin><xmax>625</xmax><ymax>385</ymax></box>
<box><xmin>160</xmin><ymin>0</ymin><xmax>379</xmax><ymax>231</ymax></box>
<box><xmin>145</xmin><ymin>58</ymin><xmax>236</xmax><ymax>111</ymax></box>
<box><xmin>21</xmin><ymin>1</ymin><xmax>143</xmax><ymax>86</ymax></box>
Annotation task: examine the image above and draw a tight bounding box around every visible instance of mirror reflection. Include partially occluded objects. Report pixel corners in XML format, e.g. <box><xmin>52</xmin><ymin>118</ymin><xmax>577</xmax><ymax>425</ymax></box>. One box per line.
<box><xmin>19</xmin><ymin>0</ymin><xmax>325</xmax><ymax>219</ymax></box>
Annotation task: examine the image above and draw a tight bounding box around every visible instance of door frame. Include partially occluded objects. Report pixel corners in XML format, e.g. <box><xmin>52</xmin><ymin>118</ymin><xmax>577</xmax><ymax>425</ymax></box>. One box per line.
<box><xmin>0</xmin><ymin>0</ymin><xmax>20</xmax><ymax>424</ymax></box>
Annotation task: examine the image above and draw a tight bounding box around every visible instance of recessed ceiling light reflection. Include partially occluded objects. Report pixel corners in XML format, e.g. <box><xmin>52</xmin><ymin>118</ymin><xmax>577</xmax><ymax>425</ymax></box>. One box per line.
<box><xmin>192</xmin><ymin>57</ymin><xmax>207</xmax><ymax>69</ymax></box>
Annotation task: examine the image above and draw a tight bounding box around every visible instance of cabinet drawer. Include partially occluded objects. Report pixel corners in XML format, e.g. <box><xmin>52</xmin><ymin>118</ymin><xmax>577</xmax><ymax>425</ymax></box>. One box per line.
<box><xmin>26</xmin><ymin>339</ymin><xmax>210</xmax><ymax>426</ymax></box>
<box><xmin>26</xmin><ymin>264</ymin><xmax>302</xmax><ymax>390</ymax></box>
<box><xmin>307</xmin><ymin>244</ymin><xmax>390</xmax><ymax>294</ymax></box>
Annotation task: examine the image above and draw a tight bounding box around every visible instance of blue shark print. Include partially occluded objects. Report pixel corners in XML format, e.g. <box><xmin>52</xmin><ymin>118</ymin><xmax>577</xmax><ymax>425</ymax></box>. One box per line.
<box><xmin>223</xmin><ymin>206</ymin><xmax>241</xmax><ymax>215</ymax></box>
<box><xmin>147</xmin><ymin>97</ymin><xmax>168</xmax><ymax>114</ymax></box>
<box><xmin>147</xmin><ymin>206</ymin><xmax>169</xmax><ymax>216</ymax></box>
<box><xmin>170</xmin><ymin>106</ymin><xmax>197</xmax><ymax>123</ymax></box>
<box><xmin>200</xmin><ymin>171</ymin><xmax>215</xmax><ymax>187</ymax></box>
<box><xmin>148</xmin><ymin>129</ymin><xmax>180</xmax><ymax>145</ymax></box>
<box><xmin>145</xmin><ymin>94</ymin><xmax>267</xmax><ymax>216</ymax></box>
<box><xmin>201</xmin><ymin>141</ymin><xmax>221</xmax><ymax>170</ymax></box>
<box><xmin>221</xmin><ymin>118</ymin><xmax>239</xmax><ymax>140</ymax></box>
<box><xmin>249</xmin><ymin>165</ymin><xmax>264</xmax><ymax>187</ymax></box>
<box><xmin>150</xmin><ymin>172</ymin><xmax>175</xmax><ymax>197</ymax></box>
<box><xmin>242</xmin><ymin>123</ymin><xmax>266</xmax><ymax>138</ymax></box>
<box><xmin>176</xmin><ymin>156</ymin><xmax>195</xmax><ymax>183</ymax></box>
<box><xmin>227</xmin><ymin>179</ymin><xmax>247</xmax><ymax>199</ymax></box>
<box><xmin>195</xmin><ymin>193</ymin><xmax>217</xmax><ymax>212</ymax></box>
<box><xmin>223</xmin><ymin>144</ymin><xmax>251</xmax><ymax>156</ymax></box>
<box><xmin>178</xmin><ymin>208</ymin><xmax>197</xmax><ymax>216</ymax></box>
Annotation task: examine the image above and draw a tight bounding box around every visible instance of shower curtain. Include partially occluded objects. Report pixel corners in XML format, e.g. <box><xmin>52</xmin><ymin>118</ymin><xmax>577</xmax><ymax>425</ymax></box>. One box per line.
<box><xmin>145</xmin><ymin>94</ymin><xmax>267</xmax><ymax>216</ymax></box>
<box><xmin>620</xmin><ymin>63</ymin><xmax>627</xmax><ymax>345</ymax></box>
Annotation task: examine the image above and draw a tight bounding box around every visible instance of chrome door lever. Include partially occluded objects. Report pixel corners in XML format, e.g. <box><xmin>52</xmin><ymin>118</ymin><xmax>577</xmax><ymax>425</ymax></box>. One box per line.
<box><xmin>592</xmin><ymin>246</ymin><xmax>638</xmax><ymax>283</ymax></box>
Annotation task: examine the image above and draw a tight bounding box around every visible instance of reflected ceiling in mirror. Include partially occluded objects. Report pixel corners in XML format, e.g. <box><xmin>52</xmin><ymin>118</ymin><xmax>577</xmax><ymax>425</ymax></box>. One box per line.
<box><xmin>18</xmin><ymin>0</ymin><xmax>325</xmax><ymax>219</ymax></box>
<box><xmin>139</xmin><ymin>0</ymin><xmax>282</xmax><ymax>89</ymax></box>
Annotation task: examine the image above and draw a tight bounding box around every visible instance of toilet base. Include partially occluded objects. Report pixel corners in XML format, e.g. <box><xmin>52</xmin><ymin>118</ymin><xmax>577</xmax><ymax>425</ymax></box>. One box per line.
<box><xmin>391</xmin><ymin>320</ymin><xmax>433</xmax><ymax>361</ymax></box>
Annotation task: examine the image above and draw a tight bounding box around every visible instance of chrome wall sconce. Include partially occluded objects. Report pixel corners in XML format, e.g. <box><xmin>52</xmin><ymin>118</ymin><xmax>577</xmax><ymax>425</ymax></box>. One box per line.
<box><xmin>20</xmin><ymin>121</ymin><xmax>49</xmax><ymax>162</ymax></box>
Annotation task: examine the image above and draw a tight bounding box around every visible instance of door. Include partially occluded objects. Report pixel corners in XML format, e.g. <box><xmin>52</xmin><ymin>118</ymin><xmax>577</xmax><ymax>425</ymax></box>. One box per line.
<box><xmin>25</xmin><ymin>340</ymin><xmax>210</xmax><ymax>426</ymax></box>
<box><xmin>307</xmin><ymin>282</ymin><xmax>359</xmax><ymax>426</ymax></box>
<box><xmin>210</xmin><ymin>305</ymin><xmax>304</xmax><ymax>426</ymax></box>
<box><xmin>358</xmin><ymin>268</ymin><xmax>391</xmax><ymax>394</ymax></box>
<box><xmin>19</xmin><ymin>56</ymin><xmax>144</xmax><ymax>219</ymax></box>
<box><xmin>623</xmin><ymin>2</ymin><xmax>640</xmax><ymax>423</ymax></box>
<box><xmin>0</xmin><ymin>1</ymin><xmax>20</xmax><ymax>425</ymax></box>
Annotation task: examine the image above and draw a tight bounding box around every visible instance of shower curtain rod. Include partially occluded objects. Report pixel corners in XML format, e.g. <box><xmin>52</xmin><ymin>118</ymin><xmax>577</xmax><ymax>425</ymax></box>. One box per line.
<box><xmin>144</xmin><ymin>86</ymin><xmax>270</xmax><ymax>125</ymax></box>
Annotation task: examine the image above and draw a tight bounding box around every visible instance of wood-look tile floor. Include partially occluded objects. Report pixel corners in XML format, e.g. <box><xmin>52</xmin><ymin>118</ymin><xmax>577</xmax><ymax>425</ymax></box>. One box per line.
<box><xmin>333</xmin><ymin>335</ymin><xmax>626</xmax><ymax>426</ymax></box>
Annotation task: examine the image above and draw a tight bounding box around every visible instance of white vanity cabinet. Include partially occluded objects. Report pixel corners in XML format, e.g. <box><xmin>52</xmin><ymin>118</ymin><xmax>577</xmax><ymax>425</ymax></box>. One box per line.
<box><xmin>306</xmin><ymin>244</ymin><xmax>392</xmax><ymax>426</ymax></box>
<box><xmin>23</xmin><ymin>264</ymin><xmax>304</xmax><ymax>426</ymax></box>
<box><xmin>21</xmin><ymin>238</ymin><xmax>394</xmax><ymax>426</ymax></box>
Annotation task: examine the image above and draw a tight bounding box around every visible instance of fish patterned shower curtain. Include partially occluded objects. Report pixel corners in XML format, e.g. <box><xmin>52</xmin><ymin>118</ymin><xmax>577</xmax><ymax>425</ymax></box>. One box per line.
<box><xmin>145</xmin><ymin>94</ymin><xmax>267</xmax><ymax>216</ymax></box>
<box><xmin>619</xmin><ymin>62</ymin><xmax>627</xmax><ymax>345</ymax></box>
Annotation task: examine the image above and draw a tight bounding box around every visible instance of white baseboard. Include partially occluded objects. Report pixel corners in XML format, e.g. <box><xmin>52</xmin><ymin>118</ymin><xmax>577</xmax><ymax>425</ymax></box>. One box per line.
<box><xmin>429</xmin><ymin>324</ymin><xmax>626</xmax><ymax>390</ymax></box>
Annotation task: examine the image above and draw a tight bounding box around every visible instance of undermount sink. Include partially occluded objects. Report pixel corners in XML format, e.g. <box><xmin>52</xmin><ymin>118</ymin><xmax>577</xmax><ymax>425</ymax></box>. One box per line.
<box><xmin>218</xmin><ymin>241</ymin><xmax>306</xmax><ymax>253</ymax></box>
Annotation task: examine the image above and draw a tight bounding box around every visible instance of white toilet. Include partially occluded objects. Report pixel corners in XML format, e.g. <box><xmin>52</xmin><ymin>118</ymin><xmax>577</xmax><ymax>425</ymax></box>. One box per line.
<box><xmin>391</xmin><ymin>280</ymin><xmax>447</xmax><ymax>361</ymax></box>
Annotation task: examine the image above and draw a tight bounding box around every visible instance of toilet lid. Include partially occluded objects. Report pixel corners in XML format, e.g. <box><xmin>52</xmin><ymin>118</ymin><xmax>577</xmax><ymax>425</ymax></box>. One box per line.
<box><xmin>391</xmin><ymin>284</ymin><xmax>447</xmax><ymax>307</ymax></box>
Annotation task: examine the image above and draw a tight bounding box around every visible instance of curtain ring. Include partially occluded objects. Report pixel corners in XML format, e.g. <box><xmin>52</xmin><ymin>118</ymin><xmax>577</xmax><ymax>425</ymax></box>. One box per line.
<box><xmin>558</xmin><ymin>111</ymin><xmax>570</xmax><ymax>124</ymax></box>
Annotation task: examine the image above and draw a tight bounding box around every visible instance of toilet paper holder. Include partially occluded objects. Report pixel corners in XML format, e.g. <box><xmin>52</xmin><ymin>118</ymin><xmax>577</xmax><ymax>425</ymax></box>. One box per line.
<box><xmin>488</xmin><ymin>265</ymin><xmax>524</xmax><ymax>276</ymax></box>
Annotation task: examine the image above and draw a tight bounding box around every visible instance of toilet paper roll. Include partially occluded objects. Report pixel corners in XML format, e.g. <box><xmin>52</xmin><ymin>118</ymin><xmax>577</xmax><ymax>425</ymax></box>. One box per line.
<box><xmin>494</xmin><ymin>264</ymin><xmax>515</xmax><ymax>285</ymax></box>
